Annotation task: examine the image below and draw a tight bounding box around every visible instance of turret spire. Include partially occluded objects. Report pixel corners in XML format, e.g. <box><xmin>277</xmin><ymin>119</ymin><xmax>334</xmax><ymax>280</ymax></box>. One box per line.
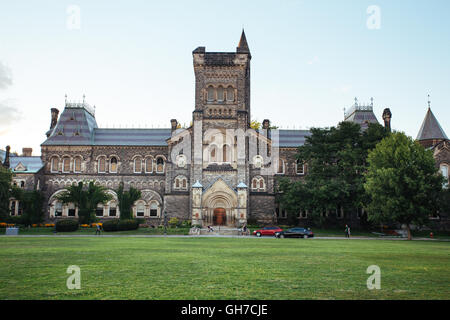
<box><xmin>237</xmin><ymin>29</ymin><xmax>250</xmax><ymax>53</ymax></box>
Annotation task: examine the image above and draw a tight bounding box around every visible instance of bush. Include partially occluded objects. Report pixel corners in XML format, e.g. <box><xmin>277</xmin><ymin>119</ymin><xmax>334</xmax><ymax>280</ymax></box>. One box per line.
<box><xmin>103</xmin><ymin>219</ymin><xmax>139</xmax><ymax>232</ymax></box>
<box><xmin>168</xmin><ymin>217</ymin><xmax>179</xmax><ymax>228</ymax></box>
<box><xmin>55</xmin><ymin>219</ymin><xmax>79</xmax><ymax>232</ymax></box>
<box><xmin>5</xmin><ymin>216</ymin><xmax>25</xmax><ymax>225</ymax></box>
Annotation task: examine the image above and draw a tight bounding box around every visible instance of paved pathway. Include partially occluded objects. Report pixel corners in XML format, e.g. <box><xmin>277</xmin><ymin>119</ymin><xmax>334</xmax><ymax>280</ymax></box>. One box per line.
<box><xmin>0</xmin><ymin>234</ymin><xmax>447</xmax><ymax>241</ymax></box>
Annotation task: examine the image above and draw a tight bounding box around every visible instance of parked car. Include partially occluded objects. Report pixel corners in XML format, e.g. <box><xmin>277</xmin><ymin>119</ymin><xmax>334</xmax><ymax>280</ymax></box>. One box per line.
<box><xmin>253</xmin><ymin>226</ymin><xmax>283</xmax><ymax>237</ymax></box>
<box><xmin>276</xmin><ymin>228</ymin><xmax>314</xmax><ymax>238</ymax></box>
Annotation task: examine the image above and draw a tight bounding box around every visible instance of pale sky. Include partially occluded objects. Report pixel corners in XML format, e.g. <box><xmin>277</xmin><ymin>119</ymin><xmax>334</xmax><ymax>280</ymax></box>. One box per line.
<box><xmin>0</xmin><ymin>0</ymin><xmax>449</xmax><ymax>156</ymax></box>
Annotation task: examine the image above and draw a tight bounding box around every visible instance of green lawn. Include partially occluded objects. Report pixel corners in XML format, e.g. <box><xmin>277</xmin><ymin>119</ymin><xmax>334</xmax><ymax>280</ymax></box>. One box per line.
<box><xmin>0</xmin><ymin>237</ymin><xmax>449</xmax><ymax>299</ymax></box>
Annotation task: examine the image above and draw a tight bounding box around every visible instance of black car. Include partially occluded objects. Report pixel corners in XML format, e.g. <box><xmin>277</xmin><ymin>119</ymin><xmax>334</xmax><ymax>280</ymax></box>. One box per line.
<box><xmin>276</xmin><ymin>228</ymin><xmax>314</xmax><ymax>238</ymax></box>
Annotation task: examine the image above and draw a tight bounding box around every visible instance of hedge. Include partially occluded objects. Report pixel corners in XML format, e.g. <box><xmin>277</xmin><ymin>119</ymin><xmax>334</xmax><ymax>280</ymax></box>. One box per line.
<box><xmin>102</xmin><ymin>219</ymin><xmax>139</xmax><ymax>232</ymax></box>
<box><xmin>55</xmin><ymin>219</ymin><xmax>79</xmax><ymax>232</ymax></box>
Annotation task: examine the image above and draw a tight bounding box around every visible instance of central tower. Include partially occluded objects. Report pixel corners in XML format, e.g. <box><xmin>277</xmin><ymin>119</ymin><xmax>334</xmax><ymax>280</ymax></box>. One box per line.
<box><xmin>190</xmin><ymin>31</ymin><xmax>251</xmax><ymax>227</ymax></box>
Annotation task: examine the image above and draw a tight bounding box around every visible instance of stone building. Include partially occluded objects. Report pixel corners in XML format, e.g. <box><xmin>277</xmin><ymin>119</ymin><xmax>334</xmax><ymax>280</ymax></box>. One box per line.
<box><xmin>4</xmin><ymin>31</ymin><xmax>449</xmax><ymax>228</ymax></box>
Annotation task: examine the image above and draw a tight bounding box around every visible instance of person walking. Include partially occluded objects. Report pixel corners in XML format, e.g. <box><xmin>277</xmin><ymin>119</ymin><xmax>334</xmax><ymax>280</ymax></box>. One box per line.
<box><xmin>345</xmin><ymin>225</ymin><xmax>351</xmax><ymax>238</ymax></box>
<box><xmin>95</xmin><ymin>223</ymin><xmax>102</xmax><ymax>235</ymax></box>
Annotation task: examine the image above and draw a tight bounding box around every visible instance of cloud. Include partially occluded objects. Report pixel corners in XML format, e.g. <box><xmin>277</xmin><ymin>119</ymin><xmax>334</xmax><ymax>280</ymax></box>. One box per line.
<box><xmin>0</xmin><ymin>61</ymin><xmax>13</xmax><ymax>90</ymax></box>
<box><xmin>307</xmin><ymin>56</ymin><xmax>320</xmax><ymax>65</ymax></box>
<box><xmin>0</xmin><ymin>100</ymin><xmax>21</xmax><ymax>135</ymax></box>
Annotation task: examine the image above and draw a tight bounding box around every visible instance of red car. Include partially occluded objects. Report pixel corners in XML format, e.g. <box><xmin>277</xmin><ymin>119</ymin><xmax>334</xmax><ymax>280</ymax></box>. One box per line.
<box><xmin>253</xmin><ymin>226</ymin><xmax>283</xmax><ymax>237</ymax></box>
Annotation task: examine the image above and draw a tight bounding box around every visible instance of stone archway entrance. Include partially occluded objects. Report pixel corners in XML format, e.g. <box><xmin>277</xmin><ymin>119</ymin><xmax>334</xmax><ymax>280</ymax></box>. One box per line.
<box><xmin>213</xmin><ymin>208</ymin><xmax>226</xmax><ymax>226</ymax></box>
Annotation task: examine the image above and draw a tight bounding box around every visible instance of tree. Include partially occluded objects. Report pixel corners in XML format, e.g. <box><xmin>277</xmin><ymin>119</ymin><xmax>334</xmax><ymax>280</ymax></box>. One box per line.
<box><xmin>250</xmin><ymin>120</ymin><xmax>261</xmax><ymax>130</ymax></box>
<box><xmin>277</xmin><ymin>121</ymin><xmax>388</xmax><ymax>227</ymax></box>
<box><xmin>0</xmin><ymin>166</ymin><xmax>13</xmax><ymax>220</ymax></box>
<box><xmin>56</xmin><ymin>181</ymin><xmax>113</xmax><ymax>224</ymax></box>
<box><xmin>364</xmin><ymin>132</ymin><xmax>444</xmax><ymax>240</ymax></box>
<box><xmin>116</xmin><ymin>182</ymin><xmax>141</xmax><ymax>220</ymax></box>
<box><xmin>11</xmin><ymin>188</ymin><xmax>45</xmax><ymax>225</ymax></box>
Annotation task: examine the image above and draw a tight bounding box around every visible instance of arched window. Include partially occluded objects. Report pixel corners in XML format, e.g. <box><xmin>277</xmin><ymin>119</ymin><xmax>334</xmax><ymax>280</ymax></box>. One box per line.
<box><xmin>74</xmin><ymin>157</ymin><xmax>82</xmax><ymax>173</ymax></box>
<box><xmin>296</xmin><ymin>160</ymin><xmax>305</xmax><ymax>175</ymax></box>
<box><xmin>62</xmin><ymin>157</ymin><xmax>71</xmax><ymax>173</ymax></box>
<box><xmin>150</xmin><ymin>202</ymin><xmax>159</xmax><ymax>217</ymax></box>
<box><xmin>110</xmin><ymin>157</ymin><xmax>118</xmax><ymax>173</ymax></box>
<box><xmin>217</xmin><ymin>86</ymin><xmax>224</xmax><ymax>102</ymax></box>
<box><xmin>134</xmin><ymin>157</ymin><xmax>142</xmax><ymax>173</ymax></box>
<box><xmin>207</xmin><ymin>86</ymin><xmax>215</xmax><ymax>102</ymax></box>
<box><xmin>175</xmin><ymin>179</ymin><xmax>180</xmax><ymax>188</ymax></box>
<box><xmin>55</xmin><ymin>202</ymin><xmax>63</xmax><ymax>217</ymax></box>
<box><xmin>51</xmin><ymin>157</ymin><xmax>59</xmax><ymax>173</ymax></box>
<box><xmin>136</xmin><ymin>202</ymin><xmax>145</xmax><ymax>217</ymax></box>
<box><xmin>109</xmin><ymin>202</ymin><xmax>117</xmax><ymax>217</ymax></box>
<box><xmin>145</xmin><ymin>157</ymin><xmax>153</xmax><ymax>173</ymax></box>
<box><xmin>252</xmin><ymin>179</ymin><xmax>257</xmax><ymax>189</ymax></box>
<box><xmin>226</xmin><ymin>86</ymin><xmax>234</xmax><ymax>101</ymax></box>
<box><xmin>182</xmin><ymin>179</ymin><xmax>187</xmax><ymax>189</ymax></box>
<box><xmin>156</xmin><ymin>157</ymin><xmax>165</xmax><ymax>173</ymax></box>
<box><xmin>259</xmin><ymin>179</ymin><xmax>264</xmax><ymax>189</ymax></box>
<box><xmin>98</xmin><ymin>157</ymin><xmax>106</xmax><ymax>173</ymax></box>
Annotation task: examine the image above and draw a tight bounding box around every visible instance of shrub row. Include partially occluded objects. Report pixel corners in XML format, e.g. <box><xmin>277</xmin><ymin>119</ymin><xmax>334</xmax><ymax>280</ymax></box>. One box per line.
<box><xmin>55</xmin><ymin>219</ymin><xmax>79</xmax><ymax>232</ymax></box>
<box><xmin>102</xmin><ymin>219</ymin><xmax>139</xmax><ymax>232</ymax></box>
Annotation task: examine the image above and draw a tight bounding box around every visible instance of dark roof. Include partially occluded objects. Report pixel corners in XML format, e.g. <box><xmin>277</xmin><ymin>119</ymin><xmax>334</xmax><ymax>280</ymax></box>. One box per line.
<box><xmin>93</xmin><ymin>128</ymin><xmax>171</xmax><ymax>146</ymax></box>
<box><xmin>344</xmin><ymin>110</ymin><xmax>379</xmax><ymax>130</ymax></box>
<box><xmin>277</xmin><ymin>130</ymin><xmax>311</xmax><ymax>147</ymax></box>
<box><xmin>9</xmin><ymin>156</ymin><xmax>43</xmax><ymax>173</ymax></box>
<box><xmin>42</xmin><ymin>105</ymin><xmax>172</xmax><ymax>146</ymax></box>
<box><xmin>417</xmin><ymin>108</ymin><xmax>448</xmax><ymax>141</ymax></box>
<box><xmin>42</xmin><ymin>106</ymin><xmax>98</xmax><ymax>145</ymax></box>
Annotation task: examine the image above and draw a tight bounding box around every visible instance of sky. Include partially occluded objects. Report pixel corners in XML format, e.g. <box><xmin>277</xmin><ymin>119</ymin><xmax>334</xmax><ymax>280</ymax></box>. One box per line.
<box><xmin>0</xmin><ymin>0</ymin><xmax>449</xmax><ymax>156</ymax></box>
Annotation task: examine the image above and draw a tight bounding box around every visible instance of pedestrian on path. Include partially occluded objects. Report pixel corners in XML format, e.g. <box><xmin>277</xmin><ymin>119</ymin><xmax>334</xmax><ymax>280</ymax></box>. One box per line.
<box><xmin>95</xmin><ymin>223</ymin><xmax>102</xmax><ymax>235</ymax></box>
<box><xmin>345</xmin><ymin>225</ymin><xmax>351</xmax><ymax>238</ymax></box>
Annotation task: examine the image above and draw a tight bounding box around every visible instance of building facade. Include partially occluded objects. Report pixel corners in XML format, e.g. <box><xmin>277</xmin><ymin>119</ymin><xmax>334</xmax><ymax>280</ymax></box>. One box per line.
<box><xmin>3</xmin><ymin>31</ymin><xmax>449</xmax><ymax>228</ymax></box>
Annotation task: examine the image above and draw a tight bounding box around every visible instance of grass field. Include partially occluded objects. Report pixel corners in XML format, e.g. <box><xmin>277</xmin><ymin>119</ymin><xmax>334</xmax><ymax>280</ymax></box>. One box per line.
<box><xmin>0</xmin><ymin>237</ymin><xmax>449</xmax><ymax>300</ymax></box>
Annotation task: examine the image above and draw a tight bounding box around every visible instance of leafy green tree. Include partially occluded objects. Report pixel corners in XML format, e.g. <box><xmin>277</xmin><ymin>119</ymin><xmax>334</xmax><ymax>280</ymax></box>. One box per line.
<box><xmin>0</xmin><ymin>166</ymin><xmax>13</xmax><ymax>220</ymax></box>
<box><xmin>364</xmin><ymin>132</ymin><xmax>444</xmax><ymax>240</ymax></box>
<box><xmin>116</xmin><ymin>182</ymin><xmax>141</xmax><ymax>220</ymax></box>
<box><xmin>11</xmin><ymin>188</ymin><xmax>45</xmax><ymax>225</ymax></box>
<box><xmin>56</xmin><ymin>181</ymin><xmax>113</xmax><ymax>224</ymax></box>
<box><xmin>277</xmin><ymin>121</ymin><xmax>388</xmax><ymax>227</ymax></box>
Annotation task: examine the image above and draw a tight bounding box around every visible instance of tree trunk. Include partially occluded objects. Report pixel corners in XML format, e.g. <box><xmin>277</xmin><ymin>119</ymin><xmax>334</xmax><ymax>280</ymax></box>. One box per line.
<box><xmin>406</xmin><ymin>224</ymin><xmax>412</xmax><ymax>240</ymax></box>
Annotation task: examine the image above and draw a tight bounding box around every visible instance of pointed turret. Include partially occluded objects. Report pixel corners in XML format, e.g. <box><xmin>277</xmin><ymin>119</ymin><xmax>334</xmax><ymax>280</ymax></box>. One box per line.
<box><xmin>237</xmin><ymin>29</ymin><xmax>250</xmax><ymax>54</ymax></box>
<box><xmin>417</xmin><ymin>108</ymin><xmax>448</xmax><ymax>142</ymax></box>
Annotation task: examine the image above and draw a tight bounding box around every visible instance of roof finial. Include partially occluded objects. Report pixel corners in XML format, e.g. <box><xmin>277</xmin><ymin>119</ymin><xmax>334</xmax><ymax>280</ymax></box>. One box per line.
<box><xmin>65</xmin><ymin>94</ymin><xmax>67</xmax><ymax>104</ymax></box>
<box><xmin>354</xmin><ymin>97</ymin><xmax>358</xmax><ymax>106</ymax></box>
<box><xmin>83</xmin><ymin>94</ymin><xmax>85</xmax><ymax>103</ymax></box>
<box><xmin>428</xmin><ymin>94</ymin><xmax>431</xmax><ymax>109</ymax></box>
<box><xmin>370</xmin><ymin>97</ymin><xmax>374</xmax><ymax>106</ymax></box>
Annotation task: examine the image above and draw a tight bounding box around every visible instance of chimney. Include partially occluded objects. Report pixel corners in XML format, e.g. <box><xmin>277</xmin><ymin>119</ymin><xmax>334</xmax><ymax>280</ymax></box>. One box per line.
<box><xmin>3</xmin><ymin>145</ymin><xmax>10</xmax><ymax>168</ymax></box>
<box><xmin>262</xmin><ymin>119</ymin><xmax>270</xmax><ymax>130</ymax></box>
<box><xmin>382</xmin><ymin>108</ymin><xmax>392</xmax><ymax>132</ymax></box>
<box><xmin>22</xmin><ymin>148</ymin><xmax>32</xmax><ymax>157</ymax></box>
<box><xmin>50</xmin><ymin>108</ymin><xmax>59</xmax><ymax>130</ymax></box>
<box><xmin>171</xmin><ymin>119</ymin><xmax>178</xmax><ymax>132</ymax></box>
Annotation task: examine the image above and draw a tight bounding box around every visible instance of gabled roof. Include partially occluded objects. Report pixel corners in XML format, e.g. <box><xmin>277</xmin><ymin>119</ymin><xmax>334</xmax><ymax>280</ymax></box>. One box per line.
<box><xmin>9</xmin><ymin>156</ymin><xmax>43</xmax><ymax>173</ymax></box>
<box><xmin>416</xmin><ymin>108</ymin><xmax>448</xmax><ymax>141</ymax></box>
